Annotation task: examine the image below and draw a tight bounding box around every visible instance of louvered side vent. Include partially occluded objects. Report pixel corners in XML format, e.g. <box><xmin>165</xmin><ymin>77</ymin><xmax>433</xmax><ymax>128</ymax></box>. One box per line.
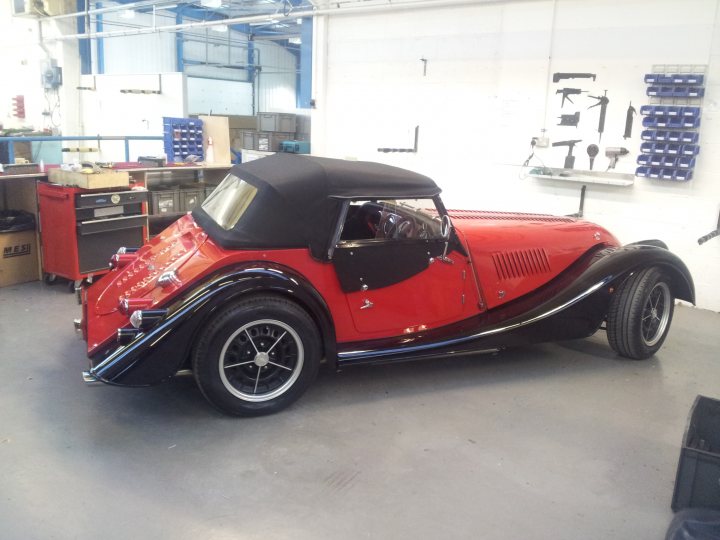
<box><xmin>492</xmin><ymin>248</ymin><xmax>551</xmax><ymax>280</ymax></box>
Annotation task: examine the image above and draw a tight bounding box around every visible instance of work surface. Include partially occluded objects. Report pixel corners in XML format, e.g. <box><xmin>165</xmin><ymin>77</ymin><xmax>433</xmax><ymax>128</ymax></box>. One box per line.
<box><xmin>1</xmin><ymin>281</ymin><xmax>718</xmax><ymax>540</ymax></box>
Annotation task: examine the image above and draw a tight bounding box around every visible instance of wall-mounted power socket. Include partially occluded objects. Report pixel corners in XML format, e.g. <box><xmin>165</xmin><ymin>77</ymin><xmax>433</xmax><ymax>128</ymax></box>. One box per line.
<box><xmin>533</xmin><ymin>136</ymin><xmax>550</xmax><ymax>148</ymax></box>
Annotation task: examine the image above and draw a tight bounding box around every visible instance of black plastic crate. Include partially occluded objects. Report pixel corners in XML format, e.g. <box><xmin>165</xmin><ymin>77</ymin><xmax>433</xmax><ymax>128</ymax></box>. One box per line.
<box><xmin>179</xmin><ymin>185</ymin><xmax>205</xmax><ymax>212</ymax></box>
<box><xmin>149</xmin><ymin>187</ymin><xmax>180</xmax><ymax>215</ymax></box>
<box><xmin>672</xmin><ymin>395</ymin><xmax>720</xmax><ymax>511</ymax></box>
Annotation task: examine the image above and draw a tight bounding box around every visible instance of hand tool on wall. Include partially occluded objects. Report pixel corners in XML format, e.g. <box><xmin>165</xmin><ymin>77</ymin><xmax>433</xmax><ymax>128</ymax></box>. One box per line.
<box><xmin>557</xmin><ymin>111</ymin><xmax>580</xmax><ymax>127</ymax></box>
<box><xmin>378</xmin><ymin>125</ymin><xmax>420</xmax><ymax>153</ymax></box>
<box><xmin>588</xmin><ymin>90</ymin><xmax>609</xmax><ymax>141</ymax></box>
<box><xmin>697</xmin><ymin>209</ymin><xmax>720</xmax><ymax>245</ymax></box>
<box><xmin>552</xmin><ymin>139</ymin><xmax>582</xmax><ymax>169</ymax></box>
<box><xmin>587</xmin><ymin>144</ymin><xmax>599</xmax><ymax>170</ymax></box>
<box><xmin>556</xmin><ymin>88</ymin><xmax>586</xmax><ymax>107</ymax></box>
<box><xmin>553</xmin><ymin>73</ymin><xmax>597</xmax><ymax>83</ymax></box>
<box><xmin>624</xmin><ymin>102</ymin><xmax>637</xmax><ymax>139</ymax></box>
<box><xmin>605</xmin><ymin>147</ymin><xmax>629</xmax><ymax>170</ymax></box>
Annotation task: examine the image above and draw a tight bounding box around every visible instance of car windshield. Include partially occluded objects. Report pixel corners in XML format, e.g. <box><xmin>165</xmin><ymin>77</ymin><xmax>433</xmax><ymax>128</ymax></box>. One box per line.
<box><xmin>201</xmin><ymin>174</ymin><xmax>258</xmax><ymax>230</ymax></box>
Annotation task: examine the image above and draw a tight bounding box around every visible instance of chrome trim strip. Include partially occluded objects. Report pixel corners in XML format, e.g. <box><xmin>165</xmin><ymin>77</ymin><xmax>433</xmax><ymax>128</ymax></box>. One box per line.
<box><xmin>338</xmin><ymin>277</ymin><xmax>612</xmax><ymax>360</ymax></box>
<box><xmin>79</xmin><ymin>214</ymin><xmax>148</xmax><ymax>225</ymax></box>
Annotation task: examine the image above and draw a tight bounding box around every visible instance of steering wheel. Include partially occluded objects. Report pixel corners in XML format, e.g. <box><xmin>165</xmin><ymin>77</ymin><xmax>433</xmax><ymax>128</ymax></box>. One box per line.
<box><xmin>379</xmin><ymin>213</ymin><xmax>399</xmax><ymax>238</ymax></box>
<box><xmin>396</xmin><ymin>218</ymin><xmax>415</xmax><ymax>239</ymax></box>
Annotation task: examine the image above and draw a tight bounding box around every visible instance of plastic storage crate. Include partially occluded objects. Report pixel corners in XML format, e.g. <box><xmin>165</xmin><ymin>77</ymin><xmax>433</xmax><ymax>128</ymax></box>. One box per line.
<box><xmin>179</xmin><ymin>185</ymin><xmax>205</xmax><ymax>212</ymax></box>
<box><xmin>149</xmin><ymin>187</ymin><xmax>180</xmax><ymax>215</ymax></box>
<box><xmin>257</xmin><ymin>113</ymin><xmax>296</xmax><ymax>133</ymax></box>
<box><xmin>672</xmin><ymin>395</ymin><xmax>720</xmax><ymax>510</ymax></box>
<box><xmin>163</xmin><ymin>117</ymin><xmax>204</xmax><ymax>163</ymax></box>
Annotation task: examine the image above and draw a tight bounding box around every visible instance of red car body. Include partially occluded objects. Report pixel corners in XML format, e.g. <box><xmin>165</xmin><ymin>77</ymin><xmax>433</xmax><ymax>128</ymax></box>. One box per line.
<box><xmin>79</xmin><ymin>155</ymin><xmax>694</xmax><ymax>415</ymax></box>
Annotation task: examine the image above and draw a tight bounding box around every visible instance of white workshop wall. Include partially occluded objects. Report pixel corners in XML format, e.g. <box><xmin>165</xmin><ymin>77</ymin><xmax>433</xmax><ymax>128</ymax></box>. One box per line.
<box><xmin>77</xmin><ymin>72</ymin><xmax>186</xmax><ymax>160</ymax></box>
<box><xmin>313</xmin><ymin>0</ymin><xmax>720</xmax><ymax>311</ymax></box>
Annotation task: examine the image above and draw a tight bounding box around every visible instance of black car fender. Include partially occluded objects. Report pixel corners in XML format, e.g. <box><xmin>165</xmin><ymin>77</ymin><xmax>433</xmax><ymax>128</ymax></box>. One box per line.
<box><xmin>597</xmin><ymin>243</ymin><xmax>694</xmax><ymax>303</ymax></box>
<box><xmin>89</xmin><ymin>262</ymin><xmax>337</xmax><ymax>386</ymax></box>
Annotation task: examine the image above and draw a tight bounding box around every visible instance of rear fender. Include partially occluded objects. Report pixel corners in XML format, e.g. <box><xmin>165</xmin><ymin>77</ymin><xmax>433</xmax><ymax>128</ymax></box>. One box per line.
<box><xmin>89</xmin><ymin>263</ymin><xmax>336</xmax><ymax>386</ymax></box>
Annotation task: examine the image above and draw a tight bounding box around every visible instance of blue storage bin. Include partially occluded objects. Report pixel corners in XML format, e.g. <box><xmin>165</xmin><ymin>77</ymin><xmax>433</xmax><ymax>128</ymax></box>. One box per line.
<box><xmin>688</xmin><ymin>87</ymin><xmax>705</xmax><ymax>97</ymax></box>
<box><xmin>655</xmin><ymin>130</ymin><xmax>669</xmax><ymax>141</ymax></box>
<box><xmin>681</xmin><ymin>106</ymin><xmax>701</xmax><ymax>118</ymax></box>
<box><xmin>682</xmin><ymin>144</ymin><xmax>700</xmax><ymax>156</ymax></box>
<box><xmin>636</xmin><ymin>166</ymin><xmax>650</xmax><ymax>177</ymax></box>
<box><xmin>666</xmin><ymin>143</ymin><xmax>682</xmax><ymax>155</ymax></box>
<box><xmin>659</xmin><ymin>86</ymin><xmax>676</xmax><ymax>97</ymax></box>
<box><xmin>644</xmin><ymin>74</ymin><xmax>660</xmax><ymax>84</ymax></box>
<box><xmin>648</xmin><ymin>167</ymin><xmax>663</xmax><ymax>178</ymax></box>
<box><xmin>162</xmin><ymin>116</ymin><xmax>204</xmax><ymax>162</ymax></box>
<box><xmin>662</xmin><ymin>156</ymin><xmax>678</xmax><ymax>167</ymax></box>
<box><xmin>678</xmin><ymin>156</ymin><xmax>696</xmax><ymax>169</ymax></box>
<box><xmin>640</xmin><ymin>142</ymin><xmax>655</xmax><ymax>154</ymax></box>
<box><xmin>642</xmin><ymin>117</ymin><xmax>658</xmax><ymax>128</ymax></box>
<box><xmin>673</xmin><ymin>86</ymin><xmax>690</xmax><ymax>97</ymax></box>
<box><xmin>680</xmin><ymin>132</ymin><xmax>699</xmax><ymax>144</ymax></box>
<box><xmin>683</xmin><ymin>117</ymin><xmax>701</xmax><ymax>128</ymax></box>
<box><xmin>674</xmin><ymin>169</ymin><xmax>693</xmax><ymax>181</ymax></box>
<box><xmin>660</xmin><ymin>169</ymin><xmax>675</xmax><ymax>180</ymax></box>
<box><xmin>667</xmin><ymin>131</ymin><xmax>682</xmax><ymax>142</ymax></box>
<box><xmin>667</xmin><ymin>117</ymin><xmax>684</xmax><ymax>128</ymax></box>
<box><xmin>641</xmin><ymin>130</ymin><xmax>655</xmax><ymax>141</ymax></box>
<box><xmin>649</xmin><ymin>153</ymin><xmax>663</xmax><ymax>165</ymax></box>
<box><xmin>647</xmin><ymin>86</ymin><xmax>660</xmax><ymax>96</ymax></box>
<box><xmin>685</xmin><ymin>74</ymin><xmax>704</xmax><ymax>85</ymax></box>
<box><xmin>637</xmin><ymin>155</ymin><xmax>652</xmax><ymax>165</ymax></box>
<box><xmin>640</xmin><ymin>105</ymin><xmax>656</xmax><ymax>116</ymax></box>
<box><xmin>666</xmin><ymin>106</ymin><xmax>682</xmax><ymax>116</ymax></box>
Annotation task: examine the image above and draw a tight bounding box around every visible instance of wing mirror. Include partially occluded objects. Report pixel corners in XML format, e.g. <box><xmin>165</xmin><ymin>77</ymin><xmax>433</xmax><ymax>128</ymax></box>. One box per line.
<box><xmin>441</xmin><ymin>215</ymin><xmax>451</xmax><ymax>240</ymax></box>
<box><xmin>439</xmin><ymin>214</ymin><xmax>454</xmax><ymax>264</ymax></box>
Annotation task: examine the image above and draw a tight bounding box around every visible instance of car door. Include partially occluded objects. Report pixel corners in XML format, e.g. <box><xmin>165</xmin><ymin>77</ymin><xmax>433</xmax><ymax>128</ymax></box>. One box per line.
<box><xmin>332</xmin><ymin>199</ymin><xmax>474</xmax><ymax>337</ymax></box>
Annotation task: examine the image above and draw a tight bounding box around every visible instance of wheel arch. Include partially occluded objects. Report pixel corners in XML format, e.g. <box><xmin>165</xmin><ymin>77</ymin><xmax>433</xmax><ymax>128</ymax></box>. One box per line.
<box><xmin>601</xmin><ymin>245</ymin><xmax>695</xmax><ymax>304</ymax></box>
<box><xmin>183</xmin><ymin>263</ymin><xmax>338</xmax><ymax>370</ymax></box>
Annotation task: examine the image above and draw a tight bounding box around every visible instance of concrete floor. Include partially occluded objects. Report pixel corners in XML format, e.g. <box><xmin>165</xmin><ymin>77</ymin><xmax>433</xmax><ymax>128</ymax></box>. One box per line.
<box><xmin>0</xmin><ymin>281</ymin><xmax>718</xmax><ymax>540</ymax></box>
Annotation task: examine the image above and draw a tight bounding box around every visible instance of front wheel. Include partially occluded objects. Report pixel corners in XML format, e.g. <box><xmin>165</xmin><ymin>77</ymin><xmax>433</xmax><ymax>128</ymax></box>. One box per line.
<box><xmin>192</xmin><ymin>295</ymin><xmax>321</xmax><ymax>416</ymax></box>
<box><xmin>606</xmin><ymin>267</ymin><xmax>675</xmax><ymax>359</ymax></box>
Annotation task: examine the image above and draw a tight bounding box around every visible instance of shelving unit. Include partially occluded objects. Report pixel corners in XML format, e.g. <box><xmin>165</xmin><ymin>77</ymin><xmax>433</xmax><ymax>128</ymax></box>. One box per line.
<box><xmin>636</xmin><ymin>64</ymin><xmax>705</xmax><ymax>182</ymax></box>
<box><xmin>528</xmin><ymin>167</ymin><xmax>635</xmax><ymax>187</ymax></box>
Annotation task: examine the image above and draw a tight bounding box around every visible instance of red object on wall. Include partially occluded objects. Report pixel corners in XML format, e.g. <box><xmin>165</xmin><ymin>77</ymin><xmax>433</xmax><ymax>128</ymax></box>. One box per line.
<box><xmin>12</xmin><ymin>96</ymin><xmax>25</xmax><ymax>119</ymax></box>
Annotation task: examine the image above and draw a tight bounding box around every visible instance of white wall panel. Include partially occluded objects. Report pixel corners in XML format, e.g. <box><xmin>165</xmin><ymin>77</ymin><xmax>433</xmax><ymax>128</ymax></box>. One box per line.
<box><xmin>256</xmin><ymin>41</ymin><xmax>297</xmax><ymax>112</ymax></box>
<box><xmin>99</xmin><ymin>11</ymin><xmax>176</xmax><ymax>74</ymax></box>
<box><xmin>315</xmin><ymin>0</ymin><xmax>720</xmax><ymax>311</ymax></box>
<box><xmin>187</xmin><ymin>77</ymin><xmax>253</xmax><ymax>116</ymax></box>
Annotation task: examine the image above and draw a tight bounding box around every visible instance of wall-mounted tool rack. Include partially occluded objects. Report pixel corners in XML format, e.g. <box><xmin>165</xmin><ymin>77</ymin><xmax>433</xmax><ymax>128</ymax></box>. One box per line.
<box><xmin>636</xmin><ymin>64</ymin><xmax>706</xmax><ymax>182</ymax></box>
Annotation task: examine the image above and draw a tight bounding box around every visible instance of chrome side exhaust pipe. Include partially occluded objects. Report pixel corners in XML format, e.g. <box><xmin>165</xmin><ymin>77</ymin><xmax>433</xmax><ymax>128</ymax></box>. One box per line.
<box><xmin>82</xmin><ymin>371</ymin><xmax>102</xmax><ymax>385</ymax></box>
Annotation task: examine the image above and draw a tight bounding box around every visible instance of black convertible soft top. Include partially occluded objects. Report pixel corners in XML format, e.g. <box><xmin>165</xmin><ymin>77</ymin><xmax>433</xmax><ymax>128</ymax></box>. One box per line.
<box><xmin>192</xmin><ymin>154</ymin><xmax>441</xmax><ymax>260</ymax></box>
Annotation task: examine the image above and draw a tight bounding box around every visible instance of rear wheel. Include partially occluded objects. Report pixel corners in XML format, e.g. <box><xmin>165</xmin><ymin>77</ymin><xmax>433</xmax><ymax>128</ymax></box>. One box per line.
<box><xmin>192</xmin><ymin>295</ymin><xmax>321</xmax><ymax>416</ymax></box>
<box><xmin>607</xmin><ymin>267</ymin><xmax>675</xmax><ymax>359</ymax></box>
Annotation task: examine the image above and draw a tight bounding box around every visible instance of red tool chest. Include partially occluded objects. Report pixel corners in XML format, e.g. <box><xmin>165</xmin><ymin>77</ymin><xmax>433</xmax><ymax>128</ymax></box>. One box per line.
<box><xmin>37</xmin><ymin>183</ymin><xmax>148</xmax><ymax>285</ymax></box>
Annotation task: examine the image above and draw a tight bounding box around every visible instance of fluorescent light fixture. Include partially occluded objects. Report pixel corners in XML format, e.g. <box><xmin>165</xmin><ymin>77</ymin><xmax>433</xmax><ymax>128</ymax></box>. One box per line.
<box><xmin>296</xmin><ymin>18</ymin><xmax>302</xmax><ymax>24</ymax></box>
<box><xmin>119</xmin><ymin>8</ymin><xmax>135</xmax><ymax>18</ymax></box>
<box><xmin>289</xmin><ymin>37</ymin><xmax>301</xmax><ymax>45</ymax></box>
<box><xmin>211</xmin><ymin>24</ymin><xmax>228</xmax><ymax>32</ymax></box>
<box><xmin>201</xmin><ymin>0</ymin><xmax>222</xmax><ymax>7</ymax></box>
<box><xmin>163</xmin><ymin>3</ymin><xmax>178</xmax><ymax>8</ymax></box>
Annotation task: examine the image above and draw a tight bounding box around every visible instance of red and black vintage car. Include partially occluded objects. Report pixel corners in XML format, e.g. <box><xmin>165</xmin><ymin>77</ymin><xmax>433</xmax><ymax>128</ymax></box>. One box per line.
<box><xmin>78</xmin><ymin>155</ymin><xmax>694</xmax><ymax>415</ymax></box>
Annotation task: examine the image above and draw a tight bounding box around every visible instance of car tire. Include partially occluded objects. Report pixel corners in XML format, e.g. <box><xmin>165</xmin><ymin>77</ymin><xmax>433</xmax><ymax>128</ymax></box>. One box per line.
<box><xmin>192</xmin><ymin>295</ymin><xmax>321</xmax><ymax>416</ymax></box>
<box><xmin>606</xmin><ymin>266</ymin><xmax>675</xmax><ymax>360</ymax></box>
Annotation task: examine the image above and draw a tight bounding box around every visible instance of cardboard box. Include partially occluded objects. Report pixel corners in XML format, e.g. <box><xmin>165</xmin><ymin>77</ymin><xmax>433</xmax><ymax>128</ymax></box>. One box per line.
<box><xmin>0</xmin><ymin>230</ymin><xmax>38</xmax><ymax>287</ymax></box>
<box><xmin>49</xmin><ymin>169</ymin><xmax>130</xmax><ymax>189</ymax></box>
